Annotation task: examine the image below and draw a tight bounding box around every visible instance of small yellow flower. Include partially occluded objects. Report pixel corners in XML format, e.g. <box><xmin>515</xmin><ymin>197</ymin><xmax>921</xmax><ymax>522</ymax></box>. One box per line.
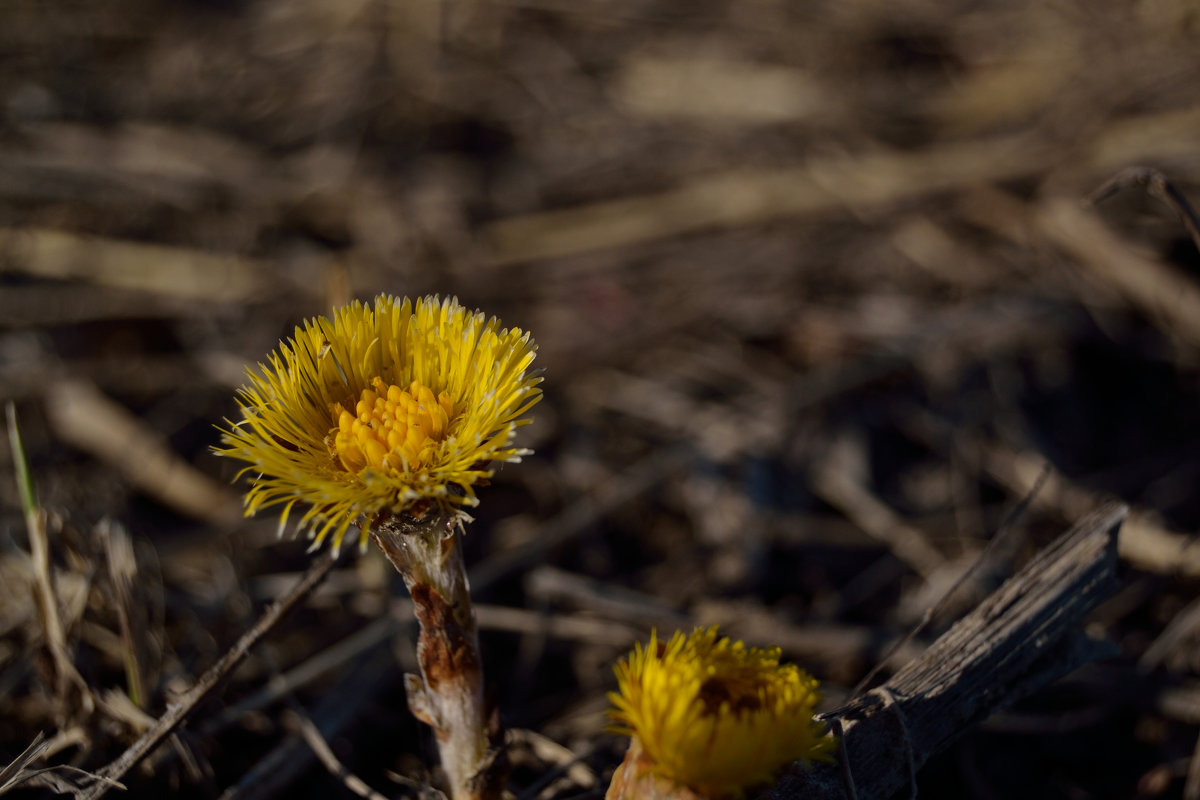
<box><xmin>217</xmin><ymin>294</ymin><xmax>541</xmax><ymax>553</ymax></box>
<box><xmin>608</xmin><ymin>627</ymin><xmax>834</xmax><ymax>799</ymax></box>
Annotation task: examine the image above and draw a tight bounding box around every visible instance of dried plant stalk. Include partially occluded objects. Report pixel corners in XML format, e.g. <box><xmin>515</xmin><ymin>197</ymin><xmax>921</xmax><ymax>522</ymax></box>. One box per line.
<box><xmin>760</xmin><ymin>502</ymin><xmax>1126</xmax><ymax>800</ymax></box>
<box><xmin>371</xmin><ymin>510</ymin><xmax>501</xmax><ymax>800</ymax></box>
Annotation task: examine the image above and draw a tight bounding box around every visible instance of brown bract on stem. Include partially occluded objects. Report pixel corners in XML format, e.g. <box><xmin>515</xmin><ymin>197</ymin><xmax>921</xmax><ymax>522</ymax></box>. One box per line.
<box><xmin>607</xmin><ymin>740</ymin><xmax>706</xmax><ymax>800</ymax></box>
<box><xmin>371</xmin><ymin>508</ymin><xmax>503</xmax><ymax>800</ymax></box>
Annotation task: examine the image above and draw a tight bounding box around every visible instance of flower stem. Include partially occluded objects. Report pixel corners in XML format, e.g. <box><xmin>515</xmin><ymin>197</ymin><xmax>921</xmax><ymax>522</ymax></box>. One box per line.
<box><xmin>371</xmin><ymin>511</ymin><xmax>502</xmax><ymax>800</ymax></box>
<box><xmin>606</xmin><ymin>739</ymin><xmax>707</xmax><ymax>800</ymax></box>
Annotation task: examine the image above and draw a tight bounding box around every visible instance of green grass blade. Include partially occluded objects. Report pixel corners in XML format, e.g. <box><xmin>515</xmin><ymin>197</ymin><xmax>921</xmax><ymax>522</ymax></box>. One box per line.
<box><xmin>5</xmin><ymin>401</ymin><xmax>38</xmax><ymax>514</ymax></box>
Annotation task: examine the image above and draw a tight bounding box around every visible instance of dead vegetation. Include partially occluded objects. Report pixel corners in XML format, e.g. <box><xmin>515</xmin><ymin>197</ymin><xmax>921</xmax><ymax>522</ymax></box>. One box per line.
<box><xmin>3</xmin><ymin>0</ymin><xmax>1200</xmax><ymax>797</ymax></box>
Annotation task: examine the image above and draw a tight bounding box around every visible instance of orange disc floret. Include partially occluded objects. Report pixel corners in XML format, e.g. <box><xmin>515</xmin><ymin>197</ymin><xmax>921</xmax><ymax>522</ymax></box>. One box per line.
<box><xmin>332</xmin><ymin>378</ymin><xmax>456</xmax><ymax>473</ymax></box>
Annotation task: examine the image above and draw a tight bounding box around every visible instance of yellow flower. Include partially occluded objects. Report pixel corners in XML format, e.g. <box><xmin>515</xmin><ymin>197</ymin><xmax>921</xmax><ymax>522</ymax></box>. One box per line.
<box><xmin>217</xmin><ymin>294</ymin><xmax>541</xmax><ymax>553</ymax></box>
<box><xmin>608</xmin><ymin>627</ymin><xmax>834</xmax><ymax>799</ymax></box>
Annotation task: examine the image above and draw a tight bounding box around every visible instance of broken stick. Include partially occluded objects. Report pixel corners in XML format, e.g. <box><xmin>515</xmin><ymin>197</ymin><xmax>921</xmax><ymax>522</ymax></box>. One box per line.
<box><xmin>761</xmin><ymin>502</ymin><xmax>1126</xmax><ymax>800</ymax></box>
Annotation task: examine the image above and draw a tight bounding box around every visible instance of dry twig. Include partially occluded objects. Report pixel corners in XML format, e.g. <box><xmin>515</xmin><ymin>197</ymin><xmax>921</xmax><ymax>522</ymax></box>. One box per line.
<box><xmin>80</xmin><ymin>550</ymin><xmax>338</xmax><ymax>800</ymax></box>
<box><xmin>215</xmin><ymin>640</ymin><xmax>404</xmax><ymax>800</ymax></box>
<box><xmin>283</xmin><ymin>709</ymin><xmax>390</xmax><ymax>800</ymax></box>
<box><xmin>1087</xmin><ymin>166</ymin><xmax>1200</xmax><ymax>255</ymax></box>
<box><xmin>761</xmin><ymin>503</ymin><xmax>1126</xmax><ymax>800</ymax></box>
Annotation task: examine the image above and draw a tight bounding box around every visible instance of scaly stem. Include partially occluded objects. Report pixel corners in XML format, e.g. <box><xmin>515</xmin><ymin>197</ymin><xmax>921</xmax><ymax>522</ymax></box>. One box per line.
<box><xmin>372</xmin><ymin>511</ymin><xmax>502</xmax><ymax>800</ymax></box>
<box><xmin>606</xmin><ymin>739</ymin><xmax>702</xmax><ymax>800</ymax></box>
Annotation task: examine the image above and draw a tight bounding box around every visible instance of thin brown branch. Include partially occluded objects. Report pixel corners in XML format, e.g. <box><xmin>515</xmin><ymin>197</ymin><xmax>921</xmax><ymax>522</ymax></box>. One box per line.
<box><xmin>0</xmin><ymin>732</ymin><xmax>124</xmax><ymax>798</ymax></box>
<box><xmin>80</xmin><ymin>549</ymin><xmax>338</xmax><ymax>800</ymax></box>
<box><xmin>214</xmin><ymin>642</ymin><xmax>399</xmax><ymax>800</ymax></box>
<box><xmin>284</xmin><ymin>709</ymin><xmax>390</xmax><ymax>800</ymax></box>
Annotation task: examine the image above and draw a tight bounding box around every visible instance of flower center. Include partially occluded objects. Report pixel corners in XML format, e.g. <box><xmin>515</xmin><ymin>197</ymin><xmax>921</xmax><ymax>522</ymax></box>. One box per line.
<box><xmin>332</xmin><ymin>377</ymin><xmax>455</xmax><ymax>473</ymax></box>
<box><xmin>698</xmin><ymin>675</ymin><xmax>764</xmax><ymax>716</ymax></box>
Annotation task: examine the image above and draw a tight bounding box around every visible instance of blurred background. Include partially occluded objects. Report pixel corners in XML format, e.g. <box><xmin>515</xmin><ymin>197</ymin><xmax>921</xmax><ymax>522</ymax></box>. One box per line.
<box><xmin>4</xmin><ymin>0</ymin><xmax>1200</xmax><ymax>797</ymax></box>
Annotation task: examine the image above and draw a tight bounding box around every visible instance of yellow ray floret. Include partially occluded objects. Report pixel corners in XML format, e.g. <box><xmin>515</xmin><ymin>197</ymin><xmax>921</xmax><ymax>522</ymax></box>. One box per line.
<box><xmin>216</xmin><ymin>294</ymin><xmax>542</xmax><ymax>553</ymax></box>
<box><xmin>608</xmin><ymin>627</ymin><xmax>835</xmax><ymax>799</ymax></box>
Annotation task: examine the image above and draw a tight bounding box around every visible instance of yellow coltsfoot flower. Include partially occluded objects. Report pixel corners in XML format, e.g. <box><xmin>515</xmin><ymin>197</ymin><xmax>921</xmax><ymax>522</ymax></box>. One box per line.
<box><xmin>608</xmin><ymin>627</ymin><xmax>835</xmax><ymax>800</ymax></box>
<box><xmin>217</xmin><ymin>294</ymin><xmax>541</xmax><ymax>553</ymax></box>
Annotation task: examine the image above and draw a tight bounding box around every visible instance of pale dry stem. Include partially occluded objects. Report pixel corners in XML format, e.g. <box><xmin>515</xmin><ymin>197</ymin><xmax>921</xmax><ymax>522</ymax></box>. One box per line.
<box><xmin>372</xmin><ymin>511</ymin><xmax>502</xmax><ymax>800</ymax></box>
<box><xmin>6</xmin><ymin>402</ymin><xmax>94</xmax><ymax>722</ymax></box>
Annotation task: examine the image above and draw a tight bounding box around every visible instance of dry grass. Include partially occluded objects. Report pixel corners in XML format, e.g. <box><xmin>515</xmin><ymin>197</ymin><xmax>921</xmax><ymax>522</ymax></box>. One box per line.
<box><xmin>3</xmin><ymin>0</ymin><xmax>1200</xmax><ymax>797</ymax></box>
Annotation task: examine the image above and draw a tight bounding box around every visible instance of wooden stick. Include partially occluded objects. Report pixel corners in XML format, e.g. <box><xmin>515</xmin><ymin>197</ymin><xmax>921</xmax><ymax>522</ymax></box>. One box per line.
<box><xmin>760</xmin><ymin>503</ymin><xmax>1126</xmax><ymax>800</ymax></box>
<box><xmin>80</xmin><ymin>549</ymin><xmax>338</xmax><ymax>800</ymax></box>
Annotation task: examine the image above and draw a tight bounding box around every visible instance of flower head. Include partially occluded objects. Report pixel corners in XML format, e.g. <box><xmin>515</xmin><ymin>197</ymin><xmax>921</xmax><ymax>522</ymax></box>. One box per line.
<box><xmin>217</xmin><ymin>294</ymin><xmax>541</xmax><ymax>553</ymax></box>
<box><xmin>608</xmin><ymin>627</ymin><xmax>834</xmax><ymax>799</ymax></box>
